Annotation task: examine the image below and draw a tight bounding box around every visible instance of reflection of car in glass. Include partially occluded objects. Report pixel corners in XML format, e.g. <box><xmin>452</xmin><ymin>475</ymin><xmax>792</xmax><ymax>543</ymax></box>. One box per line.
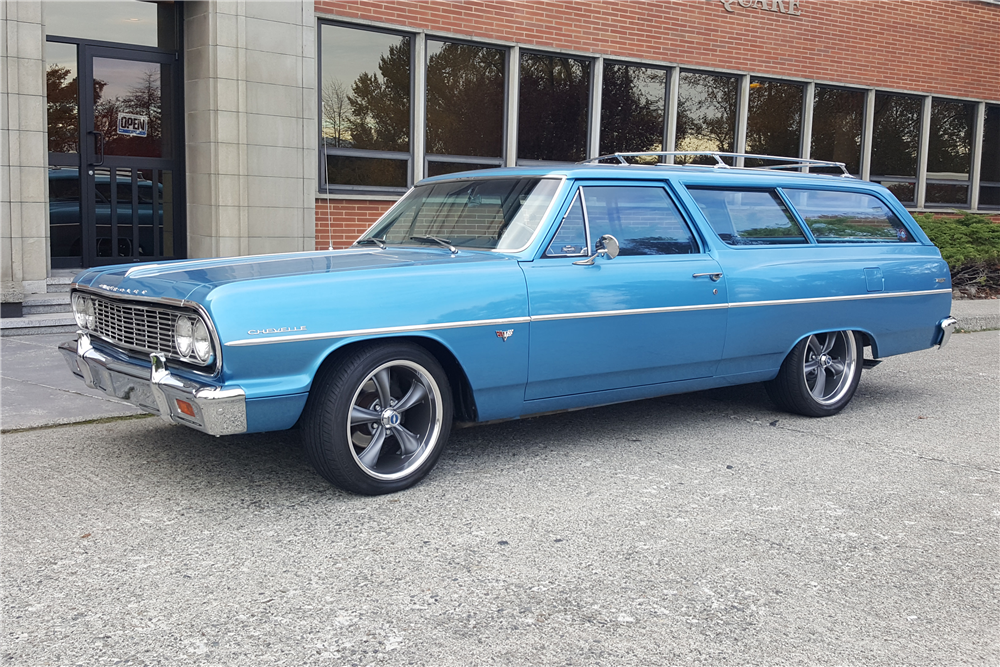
<box><xmin>60</xmin><ymin>153</ymin><xmax>957</xmax><ymax>496</ymax></box>
<box><xmin>49</xmin><ymin>167</ymin><xmax>163</xmax><ymax>258</ymax></box>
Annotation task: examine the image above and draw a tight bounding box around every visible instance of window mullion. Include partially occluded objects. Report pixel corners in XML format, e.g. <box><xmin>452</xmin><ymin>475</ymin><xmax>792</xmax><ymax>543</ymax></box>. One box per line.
<box><xmin>916</xmin><ymin>95</ymin><xmax>932</xmax><ymax>208</ymax></box>
<box><xmin>505</xmin><ymin>45</ymin><xmax>520</xmax><ymax>167</ymax></box>
<box><xmin>413</xmin><ymin>33</ymin><xmax>426</xmax><ymax>183</ymax></box>
<box><xmin>736</xmin><ymin>74</ymin><xmax>750</xmax><ymax>167</ymax></box>
<box><xmin>589</xmin><ymin>57</ymin><xmax>603</xmax><ymax>159</ymax></box>
<box><xmin>665</xmin><ymin>66</ymin><xmax>679</xmax><ymax>163</ymax></box>
<box><xmin>971</xmin><ymin>101</ymin><xmax>986</xmax><ymax>211</ymax></box>
<box><xmin>861</xmin><ymin>89</ymin><xmax>875</xmax><ymax>181</ymax></box>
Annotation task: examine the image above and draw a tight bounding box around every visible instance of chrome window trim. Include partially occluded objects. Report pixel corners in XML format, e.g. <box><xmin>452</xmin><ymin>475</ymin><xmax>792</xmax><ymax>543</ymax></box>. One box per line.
<box><xmin>72</xmin><ymin>285</ymin><xmax>224</xmax><ymax>378</ymax></box>
<box><xmin>224</xmin><ymin>288</ymin><xmax>948</xmax><ymax>347</ymax></box>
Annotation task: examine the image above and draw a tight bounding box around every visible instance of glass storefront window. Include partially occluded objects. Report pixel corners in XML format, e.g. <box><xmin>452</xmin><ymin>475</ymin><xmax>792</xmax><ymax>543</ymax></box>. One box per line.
<box><xmin>926</xmin><ymin>99</ymin><xmax>975</xmax><ymax>206</ymax></box>
<box><xmin>811</xmin><ymin>86</ymin><xmax>864</xmax><ymax>175</ymax></box>
<box><xmin>600</xmin><ymin>63</ymin><xmax>666</xmax><ymax>155</ymax></box>
<box><xmin>518</xmin><ymin>53</ymin><xmax>591</xmax><ymax>163</ymax></box>
<box><xmin>320</xmin><ymin>24</ymin><xmax>411</xmax><ymax>190</ymax></box>
<box><xmin>426</xmin><ymin>40</ymin><xmax>505</xmax><ymax>160</ymax></box>
<box><xmin>675</xmin><ymin>71</ymin><xmax>738</xmax><ymax>165</ymax></box>
<box><xmin>746</xmin><ymin>78</ymin><xmax>803</xmax><ymax>166</ymax></box>
<box><xmin>46</xmin><ymin>42</ymin><xmax>79</xmax><ymax>154</ymax></box>
<box><xmin>871</xmin><ymin>93</ymin><xmax>922</xmax><ymax>204</ymax></box>
<box><xmin>981</xmin><ymin>105</ymin><xmax>1000</xmax><ymax>209</ymax></box>
<box><xmin>44</xmin><ymin>1</ymin><xmax>170</xmax><ymax>49</ymax></box>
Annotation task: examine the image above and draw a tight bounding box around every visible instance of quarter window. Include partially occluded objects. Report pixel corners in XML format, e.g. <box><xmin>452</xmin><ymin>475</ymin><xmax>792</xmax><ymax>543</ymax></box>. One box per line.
<box><xmin>688</xmin><ymin>188</ymin><xmax>807</xmax><ymax>245</ymax></box>
<box><xmin>545</xmin><ymin>192</ymin><xmax>588</xmax><ymax>256</ymax></box>
<box><xmin>783</xmin><ymin>190</ymin><xmax>916</xmax><ymax>243</ymax></box>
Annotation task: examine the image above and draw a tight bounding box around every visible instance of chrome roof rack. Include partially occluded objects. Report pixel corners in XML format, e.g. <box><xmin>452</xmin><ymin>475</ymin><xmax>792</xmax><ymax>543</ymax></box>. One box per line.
<box><xmin>583</xmin><ymin>151</ymin><xmax>854</xmax><ymax>177</ymax></box>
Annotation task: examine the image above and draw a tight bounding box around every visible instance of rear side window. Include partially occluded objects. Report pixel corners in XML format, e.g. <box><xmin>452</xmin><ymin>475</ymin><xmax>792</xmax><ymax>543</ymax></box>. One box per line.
<box><xmin>687</xmin><ymin>188</ymin><xmax>807</xmax><ymax>245</ymax></box>
<box><xmin>783</xmin><ymin>189</ymin><xmax>916</xmax><ymax>243</ymax></box>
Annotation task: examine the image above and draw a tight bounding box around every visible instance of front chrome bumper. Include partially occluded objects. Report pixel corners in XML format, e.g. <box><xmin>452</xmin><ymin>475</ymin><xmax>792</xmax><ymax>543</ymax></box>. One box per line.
<box><xmin>60</xmin><ymin>334</ymin><xmax>247</xmax><ymax>435</ymax></box>
<box><xmin>938</xmin><ymin>316</ymin><xmax>959</xmax><ymax>349</ymax></box>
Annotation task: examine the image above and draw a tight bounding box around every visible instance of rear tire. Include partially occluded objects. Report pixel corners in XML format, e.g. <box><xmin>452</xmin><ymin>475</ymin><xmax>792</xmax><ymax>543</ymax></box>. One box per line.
<box><xmin>302</xmin><ymin>342</ymin><xmax>453</xmax><ymax>495</ymax></box>
<box><xmin>765</xmin><ymin>330</ymin><xmax>863</xmax><ymax>417</ymax></box>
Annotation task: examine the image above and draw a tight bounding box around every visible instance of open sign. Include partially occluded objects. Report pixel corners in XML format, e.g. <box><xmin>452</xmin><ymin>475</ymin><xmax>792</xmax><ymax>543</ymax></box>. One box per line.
<box><xmin>118</xmin><ymin>113</ymin><xmax>148</xmax><ymax>137</ymax></box>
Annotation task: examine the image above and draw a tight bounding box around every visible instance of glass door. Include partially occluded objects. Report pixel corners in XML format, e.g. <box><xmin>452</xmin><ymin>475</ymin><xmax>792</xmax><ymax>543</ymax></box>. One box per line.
<box><xmin>47</xmin><ymin>40</ymin><xmax>184</xmax><ymax>268</ymax></box>
<box><xmin>82</xmin><ymin>47</ymin><xmax>180</xmax><ymax>266</ymax></box>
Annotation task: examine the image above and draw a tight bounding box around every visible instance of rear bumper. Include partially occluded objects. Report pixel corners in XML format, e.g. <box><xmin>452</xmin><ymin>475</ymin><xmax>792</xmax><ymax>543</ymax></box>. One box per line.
<box><xmin>60</xmin><ymin>334</ymin><xmax>247</xmax><ymax>435</ymax></box>
<box><xmin>937</xmin><ymin>316</ymin><xmax>959</xmax><ymax>349</ymax></box>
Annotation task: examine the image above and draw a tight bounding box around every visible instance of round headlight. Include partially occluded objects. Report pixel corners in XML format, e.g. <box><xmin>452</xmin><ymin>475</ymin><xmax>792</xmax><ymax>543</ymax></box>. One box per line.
<box><xmin>175</xmin><ymin>316</ymin><xmax>194</xmax><ymax>357</ymax></box>
<box><xmin>82</xmin><ymin>295</ymin><xmax>95</xmax><ymax>330</ymax></box>
<box><xmin>71</xmin><ymin>294</ymin><xmax>88</xmax><ymax>329</ymax></box>
<box><xmin>192</xmin><ymin>318</ymin><xmax>212</xmax><ymax>363</ymax></box>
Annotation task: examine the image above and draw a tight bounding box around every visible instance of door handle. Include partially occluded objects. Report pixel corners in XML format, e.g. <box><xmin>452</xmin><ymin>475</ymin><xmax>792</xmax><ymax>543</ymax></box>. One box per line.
<box><xmin>693</xmin><ymin>272</ymin><xmax>723</xmax><ymax>282</ymax></box>
<box><xmin>89</xmin><ymin>130</ymin><xmax>105</xmax><ymax>167</ymax></box>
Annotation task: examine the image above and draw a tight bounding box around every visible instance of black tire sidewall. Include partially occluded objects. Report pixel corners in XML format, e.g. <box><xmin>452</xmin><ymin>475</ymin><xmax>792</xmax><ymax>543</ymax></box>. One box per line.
<box><xmin>303</xmin><ymin>342</ymin><xmax>453</xmax><ymax>495</ymax></box>
<box><xmin>768</xmin><ymin>330</ymin><xmax>863</xmax><ymax>418</ymax></box>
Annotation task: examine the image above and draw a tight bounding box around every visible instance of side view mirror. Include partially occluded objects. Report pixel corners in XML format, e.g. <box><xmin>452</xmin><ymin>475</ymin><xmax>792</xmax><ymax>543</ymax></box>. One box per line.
<box><xmin>573</xmin><ymin>234</ymin><xmax>620</xmax><ymax>265</ymax></box>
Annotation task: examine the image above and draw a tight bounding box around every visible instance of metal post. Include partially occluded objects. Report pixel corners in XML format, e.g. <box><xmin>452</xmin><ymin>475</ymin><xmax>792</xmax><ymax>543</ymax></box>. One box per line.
<box><xmin>800</xmin><ymin>82</ymin><xmax>815</xmax><ymax>171</ymax></box>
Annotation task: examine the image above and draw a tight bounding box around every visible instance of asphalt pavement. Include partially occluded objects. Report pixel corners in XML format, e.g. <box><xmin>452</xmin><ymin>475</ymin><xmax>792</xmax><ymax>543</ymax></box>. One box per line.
<box><xmin>1</xmin><ymin>328</ymin><xmax>997</xmax><ymax>665</ymax></box>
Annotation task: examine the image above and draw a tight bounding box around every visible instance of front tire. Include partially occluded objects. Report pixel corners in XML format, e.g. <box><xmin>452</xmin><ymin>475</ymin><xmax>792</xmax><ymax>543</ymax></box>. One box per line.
<box><xmin>765</xmin><ymin>330</ymin><xmax>863</xmax><ymax>417</ymax></box>
<box><xmin>302</xmin><ymin>342</ymin><xmax>453</xmax><ymax>495</ymax></box>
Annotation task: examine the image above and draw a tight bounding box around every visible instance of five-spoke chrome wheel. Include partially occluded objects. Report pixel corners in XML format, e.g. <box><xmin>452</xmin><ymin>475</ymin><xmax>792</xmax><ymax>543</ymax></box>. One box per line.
<box><xmin>801</xmin><ymin>331</ymin><xmax>857</xmax><ymax>406</ymax></box>
<box><xmin>766</xmin><ymin>329</ymin><xmax>863</xmax><ymax>417</ymax></box>
<box><xmin>347</xmin><ymin>360</ymin><xmax>443</xmax><ymax>480</ymax></box>
<box><xmin>302</xmin><ymin>343</ymin><xmax>453</xmax><ymax>495</ymax></box>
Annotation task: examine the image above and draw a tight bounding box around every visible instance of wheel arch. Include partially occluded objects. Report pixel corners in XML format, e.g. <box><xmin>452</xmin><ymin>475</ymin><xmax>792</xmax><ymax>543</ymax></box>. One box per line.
<box><xmin>783</xmin><ymin>327</ymin><xmax>880</xmax><ymax>363</ymax></box>
<box><xmin>308</xmin><ymin>335</ymin><xmax>478</xmax><ymax>423</ymax></box>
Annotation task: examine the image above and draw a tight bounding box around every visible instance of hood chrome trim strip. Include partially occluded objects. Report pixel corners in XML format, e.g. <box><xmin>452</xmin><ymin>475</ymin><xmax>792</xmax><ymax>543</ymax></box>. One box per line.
<box><xmin>224</xmin><ymin>288</ymin><xmax>947</xmax><ymax>347</ymax></box>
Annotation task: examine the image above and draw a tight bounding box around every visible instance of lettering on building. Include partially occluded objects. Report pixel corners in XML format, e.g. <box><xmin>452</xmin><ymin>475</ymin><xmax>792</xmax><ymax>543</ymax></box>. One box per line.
<box><xmin>720</xmin><ymin>0</ymin><xmax>802</xmax><ymax>16</ymax></box>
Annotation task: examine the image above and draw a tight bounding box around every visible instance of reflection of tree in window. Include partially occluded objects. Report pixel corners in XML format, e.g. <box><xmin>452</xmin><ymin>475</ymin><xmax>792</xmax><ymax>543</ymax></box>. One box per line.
<box><xmin>675</xmin><ymin>72</ymin><xmax>737</xmax><ymax>164</ymax></box>
<box><xmin>872</xmin><ymin>94</ymin><xmax>921</xmax><ymax>177</ymax></box>
<box><xmin>426</xmin><ymin>43</ymin><xmax>504</xmax><ymax>158</ymax></box>
<box><xmin>746</xmin><ymin>79</ymin><xmax>803</xmax><ymax>164</ymax></box>
<box><xmin>928</xmin><ymin>100</ymin><xmax>973</xmax><ymax>175</ymax></box>
<box><xmin>47</xmin><ymin>64</ymin><xmax>79</xmax><ymax>153</ymax></box>
<box><xmin>599</xmin><ymin>64</ymin><xmax>665</xmax><ymax>156</ymax></box>
<box><xmin>346</xmin><ymin>39</ymin><xmax>410</xmax><ymax>152</ymax></box>
<box><xmin>322</xmin><ymin>78</ymin><xmax>351</xmax><ymax>148</ymax></box>
<box><xmin>94</xmin><ymin>68</ymin><xmax>161</xmax><ymax>158</ymax></box>
<box><xmin>518</xmin><ymin>54</ymin><xmax>590</xmax><ymax>162</ymax></box>
<box><xmin>811</xmin><ymin>87</ymin><xmax>864</xmax><ymax>175</ymax></box>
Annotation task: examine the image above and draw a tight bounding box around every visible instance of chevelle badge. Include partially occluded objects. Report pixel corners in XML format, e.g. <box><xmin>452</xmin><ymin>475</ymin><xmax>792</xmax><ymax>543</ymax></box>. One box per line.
<box><xmin>248</xmin><ymin>326</ymin><xmax>307</xmax><ymax>335</ymax></box>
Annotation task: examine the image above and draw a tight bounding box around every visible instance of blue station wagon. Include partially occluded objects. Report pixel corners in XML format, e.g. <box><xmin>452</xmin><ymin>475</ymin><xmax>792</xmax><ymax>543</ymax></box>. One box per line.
<box><xmin>61</xmin><ymin>153</ymin><xmax>958</xmax><ymax>495</ymax></box>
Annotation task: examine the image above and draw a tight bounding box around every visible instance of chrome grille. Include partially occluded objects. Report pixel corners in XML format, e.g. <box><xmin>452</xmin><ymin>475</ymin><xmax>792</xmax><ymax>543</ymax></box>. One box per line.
<box><xmin>90</xmin><ymin>296</ymin><xmax>180</xmax><ymax>357</ymax></box>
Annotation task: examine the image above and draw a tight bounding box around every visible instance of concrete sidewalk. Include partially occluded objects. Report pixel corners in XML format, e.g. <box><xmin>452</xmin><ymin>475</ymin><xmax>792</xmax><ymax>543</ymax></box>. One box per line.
<box><xmin>1</xmin><ymin>300</ymin><xmax>996</xmax><ymax>433</ymax></box>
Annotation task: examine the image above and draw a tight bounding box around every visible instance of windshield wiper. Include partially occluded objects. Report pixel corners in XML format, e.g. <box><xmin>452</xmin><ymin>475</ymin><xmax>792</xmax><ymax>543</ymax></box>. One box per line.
<box><xmin>353</xmin><ymin>237</ymin><xmax>386</xmax><ymax>249</ymax></box>
<box><xmin>409</xmin><ymin>235</ymin><xmax>458</xmax><ymax>254</ymax></box>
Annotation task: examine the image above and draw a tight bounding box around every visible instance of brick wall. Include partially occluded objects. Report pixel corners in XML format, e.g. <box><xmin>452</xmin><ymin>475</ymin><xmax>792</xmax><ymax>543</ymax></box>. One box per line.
<box><xmin>313</xmin><ymin>0</ymin><xmax>1000</xmax><ymax>249</ymax></box>
<box><xmin>315</xmin><ymin>199</ymin><xmax>395</xmax><ymax>249</ymax></box>
<box><xmin>315</xmin><ymin>0</ymin><xmax>999</xmax><ymax>100</ymax></box>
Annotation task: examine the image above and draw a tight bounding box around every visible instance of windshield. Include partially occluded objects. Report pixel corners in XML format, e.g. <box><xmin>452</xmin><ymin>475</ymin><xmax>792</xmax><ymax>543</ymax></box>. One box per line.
<box><xmin>362</xmin><ymin>177</ymin><xmax>561</xmax><ymax>251</ymax></box>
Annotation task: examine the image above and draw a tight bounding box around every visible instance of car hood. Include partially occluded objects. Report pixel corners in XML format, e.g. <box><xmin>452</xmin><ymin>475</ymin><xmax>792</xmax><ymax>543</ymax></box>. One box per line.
<box><xmin>73</xmin><ymin>247</ymin><xmax>513</xmax><ymax>301</ymax></box>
